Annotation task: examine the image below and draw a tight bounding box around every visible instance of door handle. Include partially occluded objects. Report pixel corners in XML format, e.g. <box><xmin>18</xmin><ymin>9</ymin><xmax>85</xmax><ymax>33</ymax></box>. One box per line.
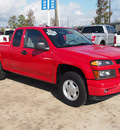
<box><xmin>21</xmin><ymin>50</ymin><xmax>27</xmax><ymax>55</ymax></box>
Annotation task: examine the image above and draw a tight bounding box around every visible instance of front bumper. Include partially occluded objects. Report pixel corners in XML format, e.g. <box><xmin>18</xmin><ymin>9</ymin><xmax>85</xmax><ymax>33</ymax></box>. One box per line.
<box><xmin>87</xmin><ymin>77</ymin><xmax>120</xmax><ymax>96</ymax></box>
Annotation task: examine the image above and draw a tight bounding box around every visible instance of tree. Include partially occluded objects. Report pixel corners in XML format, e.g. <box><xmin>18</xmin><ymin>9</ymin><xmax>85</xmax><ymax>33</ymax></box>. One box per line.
<box><xmin>92</xmin><ymin>0</ymin><xmax>112</xmax><ymax>25</ymax></box>
<box><xmin>8</xmin><ymin>15</ymin><xmax>17</xmax><ymax>29</ymax></box>
<box><xmin>8</xmin><ymin>9</ymin><xmax>36</xmax><ymax>28</ymax></box>
<box><xmin>17</xmin><ymin>15</ymin><xmax>26</xmax><ymax>27</ymax></box>
<box><xmin>26</xmin><ymin>9</ymin><xmax>36</xmax><ymax>26</ymax></box>
<box><xmin>1</xmin><ymin>28</ymin><xmax>5</xmax><ymax>32</ymax></box>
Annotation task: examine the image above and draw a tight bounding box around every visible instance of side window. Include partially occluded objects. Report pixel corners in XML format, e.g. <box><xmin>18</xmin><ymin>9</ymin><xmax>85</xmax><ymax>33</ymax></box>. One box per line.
<box><xmin>106</xmin><ymin>26</ymin><xmax>112</xmax><ymax>33</ymax></box>
<box><xmin>110</xmin><ymin>26</ymin><xmax>117</xmax><ymax>33</ymax></box>
<box><xmin>13</xmin><ymin>30</ymin><xmax>23</xmax><ymax>47</ymax></box>
<box><xmin>24</xmin><ymin>29</ymin><xmax>48</xmax><ymax>48</ymax></box>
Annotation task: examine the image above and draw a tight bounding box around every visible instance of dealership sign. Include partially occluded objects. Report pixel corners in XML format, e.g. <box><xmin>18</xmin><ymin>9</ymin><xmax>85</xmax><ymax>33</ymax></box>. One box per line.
<box><xmin>49</xmin><ymin>0</ymin><xmax>56</xmax><ymax>9</ymax></box>
<box><xmin>41</xmin><ymin>0</ymin><xmax>56</xmax><ymax>10</ymax></box>
<box><xmin>41</xmin><ymin>0</ymin><xmax>48</xmax><ymax>10</ymax></box>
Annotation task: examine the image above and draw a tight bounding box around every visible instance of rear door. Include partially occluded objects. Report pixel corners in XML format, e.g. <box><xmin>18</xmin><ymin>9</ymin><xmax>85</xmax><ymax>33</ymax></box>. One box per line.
<box><xmin>9</xmin><ymin>29</ymin><xmax>24</xmax><ymax>71</ymax></box>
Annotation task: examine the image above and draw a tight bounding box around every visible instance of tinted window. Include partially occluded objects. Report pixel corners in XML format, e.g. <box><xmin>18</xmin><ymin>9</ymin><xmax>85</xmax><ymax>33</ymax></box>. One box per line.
<box><xmin>5</xmin><ymin>30</ymin><xmax>14</xmax><ymax>35</ymax></box>
<box><xmin>106</xmin><ymin>26</ymin><xmax>112</xmax><ymax>33</ymax></box>
<box><xmin>24</xmin><ymin>29</ymin><xmax>48</xmax><ymax>48</ymax></box>
<box><xmin>82</xmin><ymin>27</ymin><xmax>91</xmax><ymax>33</ymax></box>
<box><xmin>82</xmin><ymin>26</ymin><xmax>104</xmax><ymax>33</ymax></box>
<box><xmin>110</xmin><ymin>26</ymin><xmax>117</xmax><ymax>33</ymax></box>
<box><xmin>13</xmin><ymin>30</ymin><xmax>23</xmax><ymax>47</ymax></box>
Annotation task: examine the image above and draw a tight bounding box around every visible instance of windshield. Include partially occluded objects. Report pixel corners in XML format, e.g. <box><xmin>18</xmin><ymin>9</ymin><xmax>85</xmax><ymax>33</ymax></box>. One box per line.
<box><xmin>43</xmin><ymin>28</ymin><xmax>93</xmax><ymax>48</ymax></box>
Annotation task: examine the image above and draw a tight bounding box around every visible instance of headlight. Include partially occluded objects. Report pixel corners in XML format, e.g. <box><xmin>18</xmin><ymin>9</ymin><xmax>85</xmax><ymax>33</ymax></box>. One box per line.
<box><xmin>91</xmin><ymin>60</ymin><xmax>113</xmax><ymax>66</ymax></box>
<box><xmin>93</xmin><ymin>69</ymin><xmax>116</xmax><ymax>80</ymax></box>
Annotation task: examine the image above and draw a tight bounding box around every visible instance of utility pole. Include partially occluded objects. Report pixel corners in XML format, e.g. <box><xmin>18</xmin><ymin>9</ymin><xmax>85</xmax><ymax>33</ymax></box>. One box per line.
<box><xmin>109</xmin><ymin>0</ymin><xmax>111</xmax><ymax>25</ymax></box>
<box><xmin>55</xmin><ymin>0</ymin><xmax>59</xmax><ymax>26</ymax></box>
<box><xmin>58</xmin><ymin>0</ymin><xmax>61</xmax><ymax>26</ymax></box>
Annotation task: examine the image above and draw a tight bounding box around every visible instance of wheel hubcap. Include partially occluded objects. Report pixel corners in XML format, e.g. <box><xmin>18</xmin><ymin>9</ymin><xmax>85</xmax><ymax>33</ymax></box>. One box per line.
<box><xmin>63</xmin><ymin>80</ymin><xmax>79</xmax><ymax>101</ymax></box>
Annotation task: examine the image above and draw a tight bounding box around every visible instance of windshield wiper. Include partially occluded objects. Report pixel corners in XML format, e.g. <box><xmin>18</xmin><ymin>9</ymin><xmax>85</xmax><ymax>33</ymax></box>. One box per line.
<box><xmin>61</xmin><ymin>43</ymin><xmax>92</xmax><ymax>48</ymax></box>
<box><xmin>61</xmin><ymin>44</ymin><xmax>74</xmax><ymax>47</ymax></box>
<box><xmin>74</xmin><ymin>43</ymin><xmax>92</xmax><ymax>46</ymax></box>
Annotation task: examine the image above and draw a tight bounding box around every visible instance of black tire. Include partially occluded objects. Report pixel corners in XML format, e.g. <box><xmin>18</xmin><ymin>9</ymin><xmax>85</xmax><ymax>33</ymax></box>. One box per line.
<box><xmin>58</xmin><ymin>71</ymin><xmax>87</xmax><ymax>107</ymax></box>
<box><xmin>0</xmin><ymin>63</ymin><xmax>6</xmax><ymax>80</ymax></box>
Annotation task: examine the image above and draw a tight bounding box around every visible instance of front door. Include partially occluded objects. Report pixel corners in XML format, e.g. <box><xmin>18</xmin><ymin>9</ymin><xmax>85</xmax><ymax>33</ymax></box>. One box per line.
<box><xmin>10</xmin><ymin>29</ymin><xmax>52</xmax><ymax>82</ymax></box>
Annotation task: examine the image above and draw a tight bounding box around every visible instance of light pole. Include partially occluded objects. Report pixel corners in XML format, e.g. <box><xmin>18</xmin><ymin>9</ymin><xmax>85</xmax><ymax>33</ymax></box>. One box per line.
<box><xmin>58</xmin><ymin>0</ymin><xmax>61</xmax><ymax>26</ymax></box>
<box><xmin>109</xmin><ymin>0</ymin><xmax>111</xmax><ymax>25</ymax></box>
<box><xmin>55</xmin><ymin>0</ymin><xmax>59</xmax><ymax>26</ymax></box>
<box><xmin>48</xmin><ymin>0</ymin><xmax>50</xmax><ymax>26</ymax></box>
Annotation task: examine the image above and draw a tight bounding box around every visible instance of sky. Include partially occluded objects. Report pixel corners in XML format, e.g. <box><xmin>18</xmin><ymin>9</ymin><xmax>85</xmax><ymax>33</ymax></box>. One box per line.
<box><xmin>0</xmin><ymin>0</ymin><xmax>120</xmax><ymax>27</ymax></box>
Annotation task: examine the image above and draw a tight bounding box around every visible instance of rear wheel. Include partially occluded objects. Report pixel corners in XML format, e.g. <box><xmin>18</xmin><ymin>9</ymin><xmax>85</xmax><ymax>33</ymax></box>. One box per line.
<box><xmin>58</xmin><ymin>71</ymin><xmax>87</xmax><ymax>107</ymax></box>
<box><xmin>100</xmin><ymin>41</ymin><xmax>105</xmax><ymax>45</ymax></box>
<box><xmin>0</xmin><ymin>63</ymin><xmax>6</xmax><ymax>80</ymax></box>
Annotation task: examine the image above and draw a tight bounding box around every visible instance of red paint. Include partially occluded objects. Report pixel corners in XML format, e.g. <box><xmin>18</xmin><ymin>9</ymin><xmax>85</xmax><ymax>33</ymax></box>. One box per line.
<box><xmin>0</xmin><ymin>26</ymin><xmax>120</xmax><ymax>97</ymax></box>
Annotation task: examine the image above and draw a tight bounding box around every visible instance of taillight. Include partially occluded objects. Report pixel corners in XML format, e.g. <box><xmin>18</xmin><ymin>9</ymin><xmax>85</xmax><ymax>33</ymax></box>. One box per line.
<box><xmin>92</xmin><ymin>36</ymin><xmax>96</xmax><ymax>42</ymax></box>
<box><xmin>114</xmin><ymin>36</ymin><xmax>116</xmax><ymax>44</ymax></box>
<box><xmin>3</xmin><ymin>37</ymin><xmax>7</xmax><ymax>41</ymax></box>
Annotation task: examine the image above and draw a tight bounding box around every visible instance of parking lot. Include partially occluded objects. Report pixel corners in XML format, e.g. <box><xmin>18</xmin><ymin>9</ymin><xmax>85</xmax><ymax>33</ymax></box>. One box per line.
<box><xmin>0</xmin><ymin>73</ymin><xmax>120</xmax><ymax>130</ymax></box>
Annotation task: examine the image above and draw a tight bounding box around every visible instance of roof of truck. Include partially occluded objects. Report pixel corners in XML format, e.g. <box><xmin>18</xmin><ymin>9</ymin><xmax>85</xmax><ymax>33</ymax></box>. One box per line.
<box><xmin>84</xmin><ymin>24</ymin><xmax>113</xmax><ymax>27</ymax></box>
<box><xmin>15</xmin><ymin>26</ymin><xmax>73</xmax><ymax>30</ymax></box>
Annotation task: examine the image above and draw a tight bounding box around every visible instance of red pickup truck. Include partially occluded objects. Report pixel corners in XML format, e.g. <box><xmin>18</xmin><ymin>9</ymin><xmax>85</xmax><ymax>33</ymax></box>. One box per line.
<box><xmin>0</xmin><ymin>26</ymin><xmax>120</xmax><ymax>107</ymax></box>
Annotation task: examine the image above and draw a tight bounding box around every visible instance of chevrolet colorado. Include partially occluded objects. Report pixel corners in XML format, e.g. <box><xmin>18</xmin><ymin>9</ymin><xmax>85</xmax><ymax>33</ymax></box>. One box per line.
<box><xmin>0</xmin><ymin>26</ymin><xmax>120</xmax><ymax>107</ymax></box>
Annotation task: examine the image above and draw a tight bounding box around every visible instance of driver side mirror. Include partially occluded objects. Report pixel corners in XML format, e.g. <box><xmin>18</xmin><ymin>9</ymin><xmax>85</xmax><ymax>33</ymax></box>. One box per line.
<box><xmin>34</xmin><ymin>42</ymin><xmax>49</xmax><ymax>51</ymax></box>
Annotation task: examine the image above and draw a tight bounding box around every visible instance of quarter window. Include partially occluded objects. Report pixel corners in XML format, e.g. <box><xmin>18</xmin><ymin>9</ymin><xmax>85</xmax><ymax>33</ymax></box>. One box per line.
<box><xmin>13</xmin><ymin>29</ymin><xmax>23</xmax><ymax>47</ymax></box>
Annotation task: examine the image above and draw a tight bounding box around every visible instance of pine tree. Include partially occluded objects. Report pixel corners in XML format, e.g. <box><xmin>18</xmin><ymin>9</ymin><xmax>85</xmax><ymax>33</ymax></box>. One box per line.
<box><xmin>8</xmin><ymin>15</ymin><xmax>17</xmax><ymax>29</ymax></box>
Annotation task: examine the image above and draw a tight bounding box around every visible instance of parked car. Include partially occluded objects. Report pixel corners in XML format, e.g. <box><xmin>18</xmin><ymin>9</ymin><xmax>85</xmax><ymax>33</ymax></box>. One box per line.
<box><xmin>0</xmin><ymin>31</ymin><xmax>4</xmax><ymax>35</ymax></box>
<box><xmin>81</xmin><ymin>25</ymin><xmax>117</xmax><ymax>46</ymax></box>
<box><xmin>0</xmin><ymin>26</ymin><xmax>120</xmax><ymax>107</ymax></box>
<box><xmin>0</xmin><ymin>29</ymin><xmax>14</xmax><ymax>42</ymax></box>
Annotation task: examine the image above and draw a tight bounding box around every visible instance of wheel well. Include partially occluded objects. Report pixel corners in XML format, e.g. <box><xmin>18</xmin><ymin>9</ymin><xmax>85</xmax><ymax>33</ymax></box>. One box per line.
<box><xmin>57</xmin><ymin>64</ymin><xmax>86</xmax><ymax>84</ymax></box>
<box><xmin>100</xmin><ymin>40</ymin><xmax>105</xmax><ymax>45</ymax></box>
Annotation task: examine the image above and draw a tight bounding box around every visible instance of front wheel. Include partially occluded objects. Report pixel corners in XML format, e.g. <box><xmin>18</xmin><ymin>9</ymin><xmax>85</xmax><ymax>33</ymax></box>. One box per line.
<box><xmin>58</xmin><ymin>71</ymin><xmax>87</xmax><ymax>107</ymax></box>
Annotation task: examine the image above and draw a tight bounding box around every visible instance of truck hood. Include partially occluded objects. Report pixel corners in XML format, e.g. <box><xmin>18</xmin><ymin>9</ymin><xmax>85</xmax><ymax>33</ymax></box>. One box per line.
<box><xmin>61</xmin><ymin>45</ymin><xmax>120</xmax><ymax>60</ymax></box>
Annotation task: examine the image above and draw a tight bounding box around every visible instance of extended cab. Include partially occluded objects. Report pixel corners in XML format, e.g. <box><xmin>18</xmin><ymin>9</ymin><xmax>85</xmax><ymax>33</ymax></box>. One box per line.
<box><xmin>0</xmin><ymin>26</ymin><xmax>120</xmax><ymax>107</ymax></box>
<box><xmin>82</xmin><ymin>25</ymin><xmax>117</xmax><ymax>46</ymax></box>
